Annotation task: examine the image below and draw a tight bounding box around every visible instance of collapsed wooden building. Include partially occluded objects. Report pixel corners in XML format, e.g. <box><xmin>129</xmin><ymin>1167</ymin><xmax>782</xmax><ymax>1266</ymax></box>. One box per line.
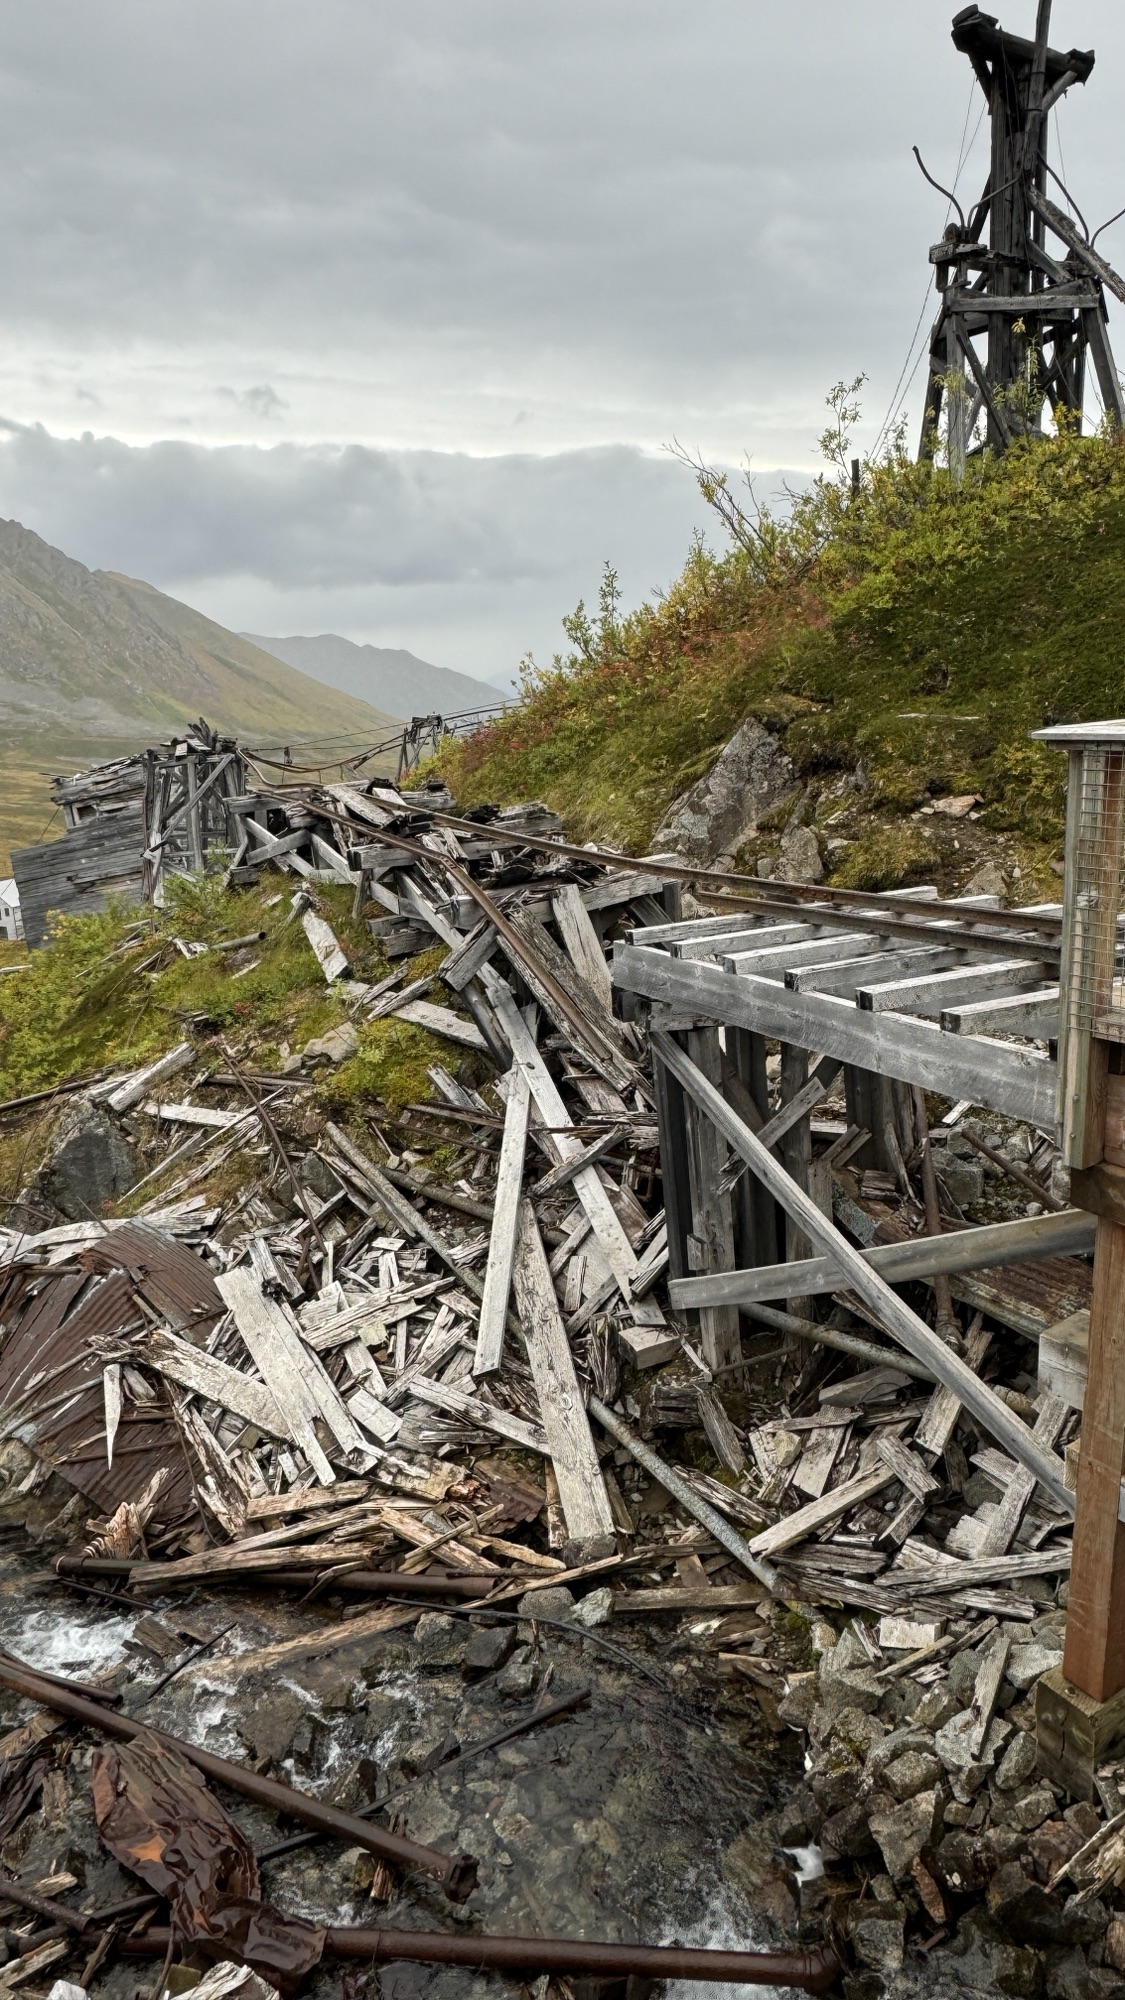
<box><xmin>12</xmin><ymin>694</ymin><xmax>1125</xmax><ymax>1809</ymax></box>
<box><xmin>12</xmin><ymin>724</ymin><xmax>250</xmax><ymax>947</ymax></box>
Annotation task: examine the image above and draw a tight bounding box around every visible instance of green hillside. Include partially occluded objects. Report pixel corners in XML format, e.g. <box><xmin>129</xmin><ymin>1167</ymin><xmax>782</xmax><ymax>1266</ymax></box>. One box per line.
<box><xmin>0</xmin><ymin>521</ymin><xmax>399</xmax><ymax>866</ymax></box>
<box><xmin>437</xmin><ymin>422</ymin><xmax>1125</xmax><ymax>901</ymax></box>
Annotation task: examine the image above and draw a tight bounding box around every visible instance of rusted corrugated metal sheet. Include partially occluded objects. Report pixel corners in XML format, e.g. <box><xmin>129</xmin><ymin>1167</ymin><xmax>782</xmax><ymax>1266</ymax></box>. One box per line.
<box><xmin>81</xmin><ymin>1223</ymin><xmax>224</xmax><ymax>1343</ymax></box>
<box><xmin>949</xmin><ymin>1257</ymin><xmax>1092</xmax><ymax>1338</ymax></box>
<box><xmin>0</xmin><ymin>1253</ymin><xmax>196</xmax><ymax>1524</ymax></box>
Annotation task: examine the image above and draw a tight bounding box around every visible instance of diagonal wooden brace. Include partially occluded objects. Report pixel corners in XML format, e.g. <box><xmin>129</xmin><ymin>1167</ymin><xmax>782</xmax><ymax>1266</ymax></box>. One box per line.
<box><xmin>651</xmin><ymin>1029</ymin><xmax>1075</xmax><ymax>1516</ymax></box>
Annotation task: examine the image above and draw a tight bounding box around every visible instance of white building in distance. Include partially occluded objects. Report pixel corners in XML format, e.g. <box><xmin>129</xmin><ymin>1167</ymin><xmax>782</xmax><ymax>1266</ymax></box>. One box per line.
<box><xmin>0</xmin><ymin>879</ymin><xmax>24</xmax><ymax>943</ymax></box>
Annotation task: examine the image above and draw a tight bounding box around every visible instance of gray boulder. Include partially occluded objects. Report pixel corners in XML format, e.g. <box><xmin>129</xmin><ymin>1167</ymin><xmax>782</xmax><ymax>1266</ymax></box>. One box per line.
<box><xmin>30</xmin><ymin>1097</ymin><xmax>137</xmax><ymax>1221</ymax></box>
<box><xmin>869</xmin><ymin>1787</ymin><xmax>942</xmax><ymax>1882</ymax></box>
<box><xmin>302</xmin><ymin>1022</ymin><xmax>359</xmax><ymax>1065</ymax></box>
<box><xmin>653</xmin><ymin>718</ymin><xmax>797</xmax><ymax>866</ymax></box>
<box><xmin>996</xmin><ymin>1728</ymin><xmax>1039</xmax><ymax>1792</ymax></box>
<box><xmin>818</xmin><ymin>1627</ymin><xmax>884</xmax><ymax>1716</ymax></box>
<box><xmin>1009</xmin><ymin>1640</ymin><xmax>1065</xmax><ymax>1691</ymax></box>
<box><xmin>772</xmin><ymin>822</ymin><xmax>824</xmax><ymax>885</ymax></box>
<box><xmin>848</xmin><ymin>1900</ymin><xmax>906</xmax><ymax>1973</ymax></box>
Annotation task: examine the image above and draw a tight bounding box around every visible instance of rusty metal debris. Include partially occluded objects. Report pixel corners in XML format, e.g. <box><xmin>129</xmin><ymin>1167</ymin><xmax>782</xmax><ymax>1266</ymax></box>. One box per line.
<box><xmin>0</xmin><ymin>1654</ymin><xmax>477</xmax><ymax>1902</ymax></box>
<box><xmin>91</xmin><ymin>1732</ymin><xmax>327</xmax><ymax>1980</ymax></box>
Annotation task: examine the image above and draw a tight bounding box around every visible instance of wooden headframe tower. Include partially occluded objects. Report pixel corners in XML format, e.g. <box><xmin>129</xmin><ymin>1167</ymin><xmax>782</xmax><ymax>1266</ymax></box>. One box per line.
<box><xmin>919</xmin><ymin>2</ymin><xmax>1125</xmax><ymax>466</ymax></box>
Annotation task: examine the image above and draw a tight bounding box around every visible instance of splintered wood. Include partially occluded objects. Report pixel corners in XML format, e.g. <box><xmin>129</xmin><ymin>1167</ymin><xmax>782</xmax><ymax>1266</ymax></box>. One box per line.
<box><xmin>0</xmin><ymin>771</ymin><xmax>1090</xmax><ymax>1669</ymax></box>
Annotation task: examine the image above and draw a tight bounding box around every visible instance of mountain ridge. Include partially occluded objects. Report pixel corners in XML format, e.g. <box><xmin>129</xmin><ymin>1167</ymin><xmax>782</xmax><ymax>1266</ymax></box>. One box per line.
<box><xmin>0</xmin><ymin>519</ymin><xmax>399</xmax><ymax>867</ymax></box>
<box><xmin>244</xmin><ymin>631</ymin><xmax>503</xmax><ymax>720</ymax></box>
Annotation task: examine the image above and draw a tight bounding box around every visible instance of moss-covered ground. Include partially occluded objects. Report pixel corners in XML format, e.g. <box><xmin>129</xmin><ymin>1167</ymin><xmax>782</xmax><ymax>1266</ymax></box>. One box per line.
<box><xmin>0</xmin><ymin>874</ymin><xmax>458</xmax><ymax>1211</ymax></box>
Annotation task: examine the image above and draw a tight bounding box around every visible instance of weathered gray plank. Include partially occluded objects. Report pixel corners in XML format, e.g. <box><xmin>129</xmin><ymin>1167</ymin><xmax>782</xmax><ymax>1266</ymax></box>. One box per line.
<box><xmin>409</xmin><ymin>1376</ymin><xmax>548</xmax><ymax>1454</ymax></box>
<box><xmin>725</xmin><ymin>930</ymin><xmax>879</xmax><ymax>975</ymax></box>
<box><xmin>107</xmin><ymin>1042</ymin><xmax>193</xmax><ymax>1113</ymax></box>
<box><xmin>858</xmin><ymin>957</ymin><xmax>1048</xmax><ymax>1015</ymax></box>
<box><xmin>614</xmin><ymin>944</ymin><xmax>1057</xmax><ymax>1124</ymax></box>
<box><xmin>301</xmin><ymin>909</ymin><xmax>349</xmax><ymax>982</ymax></box>
<box><xmin>511</xmin><ymin>1201</ymin><xmax>614</xmax><ymax>1543</ymax></box>
<box><xmin>668</xmin><ymin>1206</ymin><xmax>1095</xmax><ymax>1309</ymax></box>
<box><xmin>391</xmin><ymin>998</ymin><xmax>487</xmax><ymax>1049</ymax></box>
<box><xmin>749</xmin><ymin>1465</ymin><xmax>896</xmax><ymax>1556</ymax></box>
<box><xmin>790</xmin><ymin>944</ymin><xmax>970</xmax><ymax>997</ymax></box>
<box><xmin>141</xmin><ymin>1328</ymin><xmax>287</xmax><ymax>1437</ymax></box>
<box><xmin>941</xmin><ymin>986</ymin><xmax>1061</xmax><ymax>1036</ymax></box>
<box><xmin>216</xmin><ymin>1267</ymin><xmax>337</xmax><ymax>1483</ymax></box>
<box><xmin>483</xmin><ymin>971</ymin><xmax>651</xmax><ymax>1303</ymax></box>
<box><xmin>977</xmin><ymin>1393</ymin><xmax>1068</xmax><ymax>1556</ymax></box>
<box><xmin>552</xmin><ymin>882</ymin><xmax>613</xmax><ymax>1015</ymax></box>
<box><xmin>473</xmin><ymin>1066</ymin><xmax>531</xmax><ymax>1376</ymax></box>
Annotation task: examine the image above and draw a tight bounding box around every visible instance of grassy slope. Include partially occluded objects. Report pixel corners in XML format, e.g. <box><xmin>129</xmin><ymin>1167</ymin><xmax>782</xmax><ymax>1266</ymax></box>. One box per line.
<box><xmin>0</xmin><ymin>878</ymin><xmax>457</xmax><ymax>1212</ymax></box>
<box><xmin>0</xmin><ymin>525</ymin><xmax>399</xmax><ymax>866</ymax></box>
<box><xmin>435</xmin><ymin>432</ymin><xmax>1125</xmax><ymax>898</ymax></box>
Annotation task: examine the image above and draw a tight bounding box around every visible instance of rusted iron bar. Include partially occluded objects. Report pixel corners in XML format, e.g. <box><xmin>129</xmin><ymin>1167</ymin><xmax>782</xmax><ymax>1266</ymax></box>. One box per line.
<box><xmin>0</xmin><ymin>1070</ymin><xmax>110</xmax><ymax>1119</ymax></box>
<box><xmin>0</xmin><ymin>1647</ymin><xmax>121</xmax><ymax>1706</ymax></box>
<box><xmin>311</xmin><ymin>791</ymin><xmax>1065</xmax><ymax>965</ymax></box>
<box><xmin>0</xmin><ymin>1655</ymin><xmax>476</xmax><ymax>1903</ymax></box>
<box><xmin>7</xmin><ymin>1923</ymin><xmax>72</xmax><ymax>1953</ymax></box>
<box><xmin>381</xmin><ymin>1164</ymin><xmax>496</xmax><ymax>1224</ymax></box>
<box><xmin>739</xmin><ymin>1302</ymin><xmax>938</xmax><ymax>1383</ymax></box>
<box><xmin>332</xmin><ymin>822</ymin><xmax>635</xmax><ymax>1081</ymax></box>
<box><xmin>221</xmin><ymin>1042</ymin><xmax>328</xmax><ymax>1257</ymax></box>
<box><xmin>0</xmin><ymin>1874</ymin><xmax>95</xmax><ymax>1932</ymax></box>
<box><xmin>52</xmin><ymin>1557</ymin><xmax>493</xmax><ymax>1600</ymax></box>
<box><xmin>954</xmin><ymin>1120</ymin><xmax>1065</xmax><ymax>1212</ymax></box>
<box><xmin>419</xmin><ymin>806</ymin><xmax>1066</xmax><ymax>945</ymax></box>
<box><xmin>117</xmin><ymin>1925</ymin><xmax>841</xmax><ymax>1989</ymax></box>
<box><xmin>587</xmin><ymin>1396</ymin><xmax>781</xmax><ymax>1595</ymax></box>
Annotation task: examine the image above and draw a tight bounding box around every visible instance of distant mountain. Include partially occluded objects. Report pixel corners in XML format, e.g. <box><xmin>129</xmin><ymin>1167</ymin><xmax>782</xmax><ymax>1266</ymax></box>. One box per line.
<box><xmin>0</xmin><ymin>519</ymin><xmax>400</xmax><ymax>867</ymax></box>
<box><xmin>244</xmin><ymin>632</ymin><xmax>504</xmax><ymax>720</ymax></box>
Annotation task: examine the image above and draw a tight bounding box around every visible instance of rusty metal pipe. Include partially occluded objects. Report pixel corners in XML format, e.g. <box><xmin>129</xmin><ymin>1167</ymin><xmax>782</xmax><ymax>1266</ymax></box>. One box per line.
<box><xmin>0</xmin><ymin>1656</ymin><xmax>476</xmax><ymax>1904</ymax></box>
<box><xmin>0</xmin><ymin>1646</ymin><xmax>121</xmax><ymax>1704</ymax></box>
<box><xmin>0</xmin><ymin>1875</ymin><xmax>95</xmax><ymax>1932</ymax></box>
<box><xmin>241</xmin><ymin>1568</ymin><xmax>492</xmax><ymax>1599</ymax></box>
<box><xmin>52</xmin><ymin>1557</ymin><xmax>492</xmax><ymax>1600</ymax></box>
<box><xmin>116</xmin><ymin>1927</ymin><xmax>841</xmax><ymax>1990</ymax></box>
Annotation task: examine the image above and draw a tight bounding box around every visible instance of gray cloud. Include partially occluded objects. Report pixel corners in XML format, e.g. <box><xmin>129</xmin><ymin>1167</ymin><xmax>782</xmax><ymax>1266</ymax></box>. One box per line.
<box><xmin>0</xmin><ymin>423</ymin><xmax>738</xmax><ymax>676</ymax></box>
<box><xmin>0</xmin><ymin>2</ymin><xmax>1121</xmax><ymax>672</ymax></box>
<box><xmin>0</xmin><ymin>2</ymin><xmax>1120</xmax><ymax>460</ymax></box>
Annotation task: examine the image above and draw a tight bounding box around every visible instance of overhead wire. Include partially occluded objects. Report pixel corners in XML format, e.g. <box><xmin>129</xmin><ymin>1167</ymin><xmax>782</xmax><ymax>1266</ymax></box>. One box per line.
<box><xmin>872</xmin><ymin>82</ymin><xmax>985</xmax><ymax>459</ymax></box>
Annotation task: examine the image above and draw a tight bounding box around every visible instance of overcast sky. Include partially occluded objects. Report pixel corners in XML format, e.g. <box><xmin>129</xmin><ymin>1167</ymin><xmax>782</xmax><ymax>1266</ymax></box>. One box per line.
<box><xmin>0</xmin><ymin>0</ymin><xmax>1122</xmax><ymax>682</ymax></box>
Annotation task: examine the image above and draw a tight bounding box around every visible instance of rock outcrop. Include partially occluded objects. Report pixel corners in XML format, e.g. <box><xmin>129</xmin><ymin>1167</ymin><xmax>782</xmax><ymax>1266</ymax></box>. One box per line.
<box><xmin>654</xmin><ymin>718</ymin><xmax>797</xmax><ymax>866</ymax></box>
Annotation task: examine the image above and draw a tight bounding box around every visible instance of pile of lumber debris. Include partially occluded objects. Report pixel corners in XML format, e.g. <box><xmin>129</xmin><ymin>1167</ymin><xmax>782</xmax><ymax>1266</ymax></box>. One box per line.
<box><xmin>0</xmin><ymin>772</ymin><xmax>1113</xmax><ymax>1998</ymax></box>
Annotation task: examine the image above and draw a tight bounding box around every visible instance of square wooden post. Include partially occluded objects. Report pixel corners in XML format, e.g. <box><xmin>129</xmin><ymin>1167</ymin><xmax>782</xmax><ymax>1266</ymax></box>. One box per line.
<box><xmin>781</xmin><ymin>1042</ymin><xmax>814</xmax><ymax>1317</ymax></box>
<box><xmin>1062</xmin><ymin>1208</ymin><xmax>1125</xmax><ymax>1700</ymax></box>
<box><xmin>1032</xmin><ymin>723</ymin><xmax>1125</xmax><ymax>1791</ymax></box>
<box><xmin>1038</xmin><ymin>1175</ymin><xmax>1125</xmax><ymax>1798</ymax></box>
<box><xmin>724</xmin><ymin>1026</ymin><xmax>780</xmax><ymax>1275</ymax></box>
<box><xmin>651</xmin><ymin>1034</ymin><xmax>693</xmax><ymax>1284</ymax></box>
<box><xmin>683</xmin><ymin>1026</ymin><xmax>742</xmax><ymax>1373</ymax></box>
